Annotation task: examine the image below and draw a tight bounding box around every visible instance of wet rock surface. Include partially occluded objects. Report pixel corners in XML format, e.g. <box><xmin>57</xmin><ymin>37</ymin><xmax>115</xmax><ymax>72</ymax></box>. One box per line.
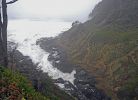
<box><xmin>8</xmin><ymin>41</ymin><xmax>111</xmax><ymax>100</ymax></box>
<box><xmin>37</xmin><ymin>38</ymin><xmax>111</xmax><ymax>100</ymax></box>
<box><xmin>48</xmin><ymin>48</ymin><xmax>75</xmax><ymax>73</ymax></box>
<box><xmin>7</xmin><ymin>41</ymin><xmax>74</xmax><ymax>100</ymax></box>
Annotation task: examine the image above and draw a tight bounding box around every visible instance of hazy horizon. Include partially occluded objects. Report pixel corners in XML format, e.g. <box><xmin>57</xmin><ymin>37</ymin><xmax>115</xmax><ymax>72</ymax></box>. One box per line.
<box><xmin>7</xmin><ymin>0</ymin><xmax>101</xmax><ymax>22</ymax></box>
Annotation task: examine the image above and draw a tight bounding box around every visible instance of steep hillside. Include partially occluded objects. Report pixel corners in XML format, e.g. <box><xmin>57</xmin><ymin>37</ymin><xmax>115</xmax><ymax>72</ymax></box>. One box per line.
<box><xmin>0</xmin><ymin>64</ymin><xmax>74</xmax><ymax>100</ymax></box>
<box><xmin>0</xmin><ymin>66</ymin><xmax>49</xmax><ymax>100</ymax></box>
<box><xmin>89</xmin><ymin>0</ymin><xmax>138</xmax><ymax>26</ymax></box>
<box><xmin>5</xmin><ymin>45</ymin><xmax>74</xmax><ymax>100</ymax></box>
<box><xmin>39</xmin><ymin>0</ymin><xmax>138</xmax><ymax>100</ymax></box>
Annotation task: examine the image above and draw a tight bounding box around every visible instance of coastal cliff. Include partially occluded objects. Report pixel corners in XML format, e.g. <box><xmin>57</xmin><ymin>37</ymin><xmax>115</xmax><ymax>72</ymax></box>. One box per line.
<box><xmin>39</xmin><ymin>0</ymin><xmax>138</xmax><ymax>99</ymax></box>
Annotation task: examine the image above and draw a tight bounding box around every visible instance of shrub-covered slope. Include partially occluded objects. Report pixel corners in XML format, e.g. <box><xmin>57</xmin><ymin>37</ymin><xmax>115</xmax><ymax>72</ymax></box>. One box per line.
<box><xmin>40</xmin><ymin>0</ymin><xmax>138</xmax><ymax>99</ymax></box>
<box><xmin>0</xmin><ymin>66</ymin><xmax>49</xmax><ymax>100</ymax></box>
<box><xmin>0</xmin><ymin>65</ymin><xmax>75</xmax><ymax>100</ymax></box>
<box><xmin>6</xmin><ymin>48</ymin><xmax>74</xmax><ymax>100</ymax></box>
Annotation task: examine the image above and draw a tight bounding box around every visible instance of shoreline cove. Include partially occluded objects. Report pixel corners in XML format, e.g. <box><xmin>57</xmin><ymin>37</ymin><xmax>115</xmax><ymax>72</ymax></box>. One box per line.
<box><xmin>8</xmin><ymin>20</ymin><xmax>110</xmax><ymax>100</ymax></box>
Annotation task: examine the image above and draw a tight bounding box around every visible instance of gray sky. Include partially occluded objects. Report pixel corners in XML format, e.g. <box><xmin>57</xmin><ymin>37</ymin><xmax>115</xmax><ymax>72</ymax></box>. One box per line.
<box><xmin>7</xmin><ymin>0</ymin><xmax>101</xmax><ymax>22</ymax></box>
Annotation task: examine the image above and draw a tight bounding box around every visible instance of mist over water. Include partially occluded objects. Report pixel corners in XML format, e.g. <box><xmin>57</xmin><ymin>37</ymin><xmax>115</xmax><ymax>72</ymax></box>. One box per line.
<box><xmin>8</xmin><ymin>19</ymin><xmax>72</xmax><ymax>42</ymax></box>
<box><xmin>8</xmin><ymin>0</ymin><xmax>102</xmax><ymax>22</ymax></box>
<box><xmin>8</xmin><ymin>19</ymin><xmax>76</xmax><ymax>85</ymax></box>
<box><xmin>7</xmin><ymin>0</ymin><xmax>102</xmax><ymax>90</ymax></box>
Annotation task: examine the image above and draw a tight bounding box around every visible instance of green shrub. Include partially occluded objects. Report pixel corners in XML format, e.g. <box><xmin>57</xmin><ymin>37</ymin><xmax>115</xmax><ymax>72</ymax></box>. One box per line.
<box><xmin>0</xmin><ymin>66</ymin><xmax>49</xmax><ymax>100</ymax></box>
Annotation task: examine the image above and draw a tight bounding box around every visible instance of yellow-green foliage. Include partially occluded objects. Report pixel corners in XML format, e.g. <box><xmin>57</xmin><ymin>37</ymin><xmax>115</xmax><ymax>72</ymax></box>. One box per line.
<box><xmin>0</xmin><ymin>66</ymin><xmax>49</xmax><ymax>100</ymax></box>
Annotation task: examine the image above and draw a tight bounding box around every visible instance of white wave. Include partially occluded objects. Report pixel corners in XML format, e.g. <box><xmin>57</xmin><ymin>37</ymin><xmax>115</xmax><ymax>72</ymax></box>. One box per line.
<box><xmin>8</xmin><ymin>19</ymin><xmax>76</xmax><ymax>84</ymax></box>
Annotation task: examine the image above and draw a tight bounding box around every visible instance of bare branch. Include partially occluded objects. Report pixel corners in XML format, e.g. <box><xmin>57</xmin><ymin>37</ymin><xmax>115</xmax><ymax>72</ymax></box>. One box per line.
<box><xmin>6</xmin><ymin>0</ymin><xmax>18</xmax><ymax>4</ymax></box>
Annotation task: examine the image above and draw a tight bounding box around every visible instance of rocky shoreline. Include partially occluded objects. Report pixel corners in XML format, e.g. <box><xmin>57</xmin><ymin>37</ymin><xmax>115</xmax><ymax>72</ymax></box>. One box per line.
<box><xmin>8</xmin><ymin>39</ymin><xmax>111</xmax><ymax>100</ymax></box>
<box><xmin>37</xmin><ymin>38</ymin><xmax>111</xmax><ymax>100</ymax></box>
<box><xmin>7</xmin><ymin>41</ymin><xmax>74</xmax><ymax>100</ymax></box>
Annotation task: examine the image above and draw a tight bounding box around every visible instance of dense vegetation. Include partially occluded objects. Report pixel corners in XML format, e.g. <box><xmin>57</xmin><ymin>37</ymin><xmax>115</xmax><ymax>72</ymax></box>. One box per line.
<box><xmin>0</xmin><ymin>63</ymin><xmax>74</xmax><ymax>100</ymax></box>
<box><xmin>1</xmin><ymin>0</ymin><xmax>74</xmax><ymax>99</ymax></box>
<box><xmin>39</xmin><ymin>0</ymin><xmax>138</xmax><ymax>99</ymax></box>
<box><xmin>0</xmin><ymin>66</ymin><xmax>49</xmax><ymax>100</ymax></box>
<box><xmin>5</xmin><ymin>48</ymin><xmax>74</xmax><ymax>100</ymax></box>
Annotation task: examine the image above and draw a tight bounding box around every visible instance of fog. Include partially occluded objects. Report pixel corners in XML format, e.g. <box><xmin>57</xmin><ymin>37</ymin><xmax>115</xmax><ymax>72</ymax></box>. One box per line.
<box><xmin>7</xmin><ymin>0</ymin><xmax>101</xmax><ymax>22</ymax></box>
<box><xmin>7</xmin><ymin>0</ymin><xmax>102</xmax><ymax>90</ymax></box>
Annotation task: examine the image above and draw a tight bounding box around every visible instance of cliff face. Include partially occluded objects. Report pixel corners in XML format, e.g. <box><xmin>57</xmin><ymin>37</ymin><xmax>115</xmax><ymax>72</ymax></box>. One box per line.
<box><xmin>89</xmin><ymin>0</ymin><xmax>138</xmax><ymax>26</ymax></box>
<box><xmin>49</xmin><ymin>0</ymin><xmax>138</xmax><ymax>99</ymax></box>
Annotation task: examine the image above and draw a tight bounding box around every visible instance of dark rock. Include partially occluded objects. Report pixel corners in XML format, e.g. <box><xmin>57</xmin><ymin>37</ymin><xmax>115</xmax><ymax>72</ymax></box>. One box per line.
<box><xmin>54</xmin><ymin>78</ymin><xmax>65</xmax><ymax>84</ymax></box>
<box><xmin>37</xmin><ymin>38</ymin><xmax>111</xmax><ymax>100</ymax></box>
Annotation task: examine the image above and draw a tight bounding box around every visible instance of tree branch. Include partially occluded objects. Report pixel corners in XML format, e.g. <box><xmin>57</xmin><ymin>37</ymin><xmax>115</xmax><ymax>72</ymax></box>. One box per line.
<box><xmin>6</xmin><ymin>0</ymin><xmax>18</xmax><ymax>4</ymax></box>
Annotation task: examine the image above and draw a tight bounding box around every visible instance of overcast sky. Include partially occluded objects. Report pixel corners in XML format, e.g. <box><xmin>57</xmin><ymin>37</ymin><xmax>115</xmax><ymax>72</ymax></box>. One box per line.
<box><xmin>7</xmin><ymin>0</ymin><xmax>101</xmax><ymax>22</ymax></box>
